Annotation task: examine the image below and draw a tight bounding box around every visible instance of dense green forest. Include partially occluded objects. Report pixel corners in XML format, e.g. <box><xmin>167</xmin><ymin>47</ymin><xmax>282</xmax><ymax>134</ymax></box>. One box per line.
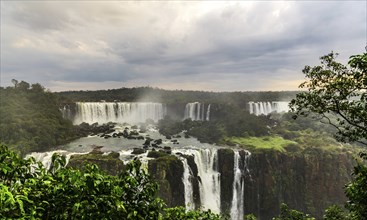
<box><xmin>0</xmin><ymin>81</ymin><xmax>78</xmax><ymax>154</ymax></box>
<box><xmin>57</xmin><ymin>87</ymin><xmax>298</xmax><ymax>106</ymax></box>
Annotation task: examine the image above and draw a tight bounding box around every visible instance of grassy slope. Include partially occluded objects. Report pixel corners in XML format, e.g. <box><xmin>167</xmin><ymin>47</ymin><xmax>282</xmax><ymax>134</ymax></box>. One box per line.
<box><xmin>224</xmin><ymin>136</ymin><xmax>297</xmax><ymax>152</ymax></box>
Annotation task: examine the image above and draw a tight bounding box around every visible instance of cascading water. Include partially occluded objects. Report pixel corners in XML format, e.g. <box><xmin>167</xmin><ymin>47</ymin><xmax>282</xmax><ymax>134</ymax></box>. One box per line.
<box><xmin>72</xmin><ymin>102</ymin><xmax>166</xmax><ymax>124</ymax></box>
<box><xmin>248</xmin><ymin>101</ymin><xmax>290</xmax><ymax>116</ymax></box>
<box><xmin>230</xmin><ymin>151</ymin><xmax>243</xmax><ymax>220</ymax></box>
<box><xmin>206</xmin><ymin>104</ymin><xmax>211</xmax><ymax>121</ymax></box>
<box><xmin>26</xmin><ymin>151</ymin><xmax>89</xmax><ymax>170</ymax></box>
<box><xmin>27</xmin><ymin>132</ymin><xmax>251</xmax><ymax>220</ymax></box>
<box><xmin>184</xmin><ymin>102</ymin><xmax>211</xmax><ymax>121</ymax></box>
<box><xmin>179</xmin><ymin>156</ymin><xmax>195</xmax><ymax>210</ymax></box>
<box><xmin>189</xmin><ymin>148</ymin><xmax>221</xmax><ymax>213</ymax></box>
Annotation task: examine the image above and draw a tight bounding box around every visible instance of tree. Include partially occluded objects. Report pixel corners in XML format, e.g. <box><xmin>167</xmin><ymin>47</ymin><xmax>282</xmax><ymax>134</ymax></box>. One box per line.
<box><xmin>290</xmin><ymin>51</ymin><xmax>367</xmax><ymax>218</ymax></box>
<box><xmin>290</xmin><ymin>52</ymin><xmax>366</xmax><ymax>146</ymax></box>
<box><xmin>344</xmin><ymin>152</ymin><xmax>367</xmax><ymax>219</ymax></box>
<box><xmin>0</xmin><ymin>145</ymin><xmax>225</xmax><ymax>219</ymax></box>
<box><xmin>272</xmin><ymin>203</ymin><xmax>315</xmax><ymax>220</ymax></box>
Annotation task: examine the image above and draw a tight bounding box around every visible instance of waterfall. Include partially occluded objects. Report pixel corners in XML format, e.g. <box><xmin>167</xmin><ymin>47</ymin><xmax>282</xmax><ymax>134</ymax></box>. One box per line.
<box><xmin>28</xmin><ymin>146</ymin><xmax>254</xmax><ymax>219</ymax></box>
<box><xmin>179</xmin><ymin>157</ymin><xmax>195</xmax><ymax>210</ymax></box>
<box><xmin>61</xmin><ymin>105</ymin><xmax>73</xmax><ymax>120</ymax></box>
<box><xmin>206</xmin><ymin>104</ymin><xmax>211</xmax><ymax>121</ymax></box>
<box><xmin>230</xmin><ymin>151</ymin><xmax>244</xmax><ymax>220</ymax></box>
<box><xmin>184</xmin><ymin>102</ymin><xmax>211</xmax><ymax>121</ymax></box>
<box><xmin>248</xmin><ymin>101</ymin><xmax>290</xmax><ymax>116</ymax></box>
<box><xmin>72</xmin><ymin>102</ymin><xmax>166</xmax><ymax>125</ymax></box>
<box><xmin>189</xmin><ymin>148</ymin><xmax>221</xmax><ymax>213</ymax></box>
<box><xmin>25</xmin><ymin>151</ymin><xmax>88</xmax><ymax>170</ymax></box>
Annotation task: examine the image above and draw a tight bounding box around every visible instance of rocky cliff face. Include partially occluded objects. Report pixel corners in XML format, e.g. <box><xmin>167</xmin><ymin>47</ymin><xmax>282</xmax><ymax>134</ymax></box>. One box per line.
<box><xmin>67</xmin><ymin>147</ymin><xmax>355</xmax><ymax>219</ymax></box>
<box><xmin>148</xmin><ymin>155</ymin><xmax>185</xmax><ymax>207</ymax></box>
<box><xmin>243</xmin><ymin>148</ymin><xmax>355</xmax><ymax>219</ymax></box>
<box><xmin>67</xmin><ymin>150</ymin><xmax>125</xmax><ymax>175</ymax></box>
<box><xmin>146</xmin><ymin>148</ymin><xmax>355</xmax><ymax>219</ymax></box>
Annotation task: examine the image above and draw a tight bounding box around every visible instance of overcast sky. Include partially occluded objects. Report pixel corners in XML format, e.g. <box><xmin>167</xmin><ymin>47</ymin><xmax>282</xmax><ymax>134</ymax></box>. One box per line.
<box><xmin>1</xmin><ymin>1</ymin><xmax>366</xmax><ymax>92</ymax></box>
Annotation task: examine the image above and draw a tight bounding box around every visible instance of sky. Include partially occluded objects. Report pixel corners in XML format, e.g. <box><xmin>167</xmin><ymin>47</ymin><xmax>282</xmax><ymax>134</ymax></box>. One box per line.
<box><xmin>1</xmin><ymin>1</ymin><xmax>366</xmax><ymax>92</ymax></box>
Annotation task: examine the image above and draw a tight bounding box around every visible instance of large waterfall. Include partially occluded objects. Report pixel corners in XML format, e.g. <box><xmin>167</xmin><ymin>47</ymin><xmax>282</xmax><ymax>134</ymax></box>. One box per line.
<box><xmin>184</xmin><ymin>102</ymin><xmax>211</xmax><ymax>121</ymax></box>
<box><xmin>230</xmin><ymin>151</ymin><xmax>251</xmax><ymax>220</ymax></box>
<box><xmin>27</xmin><ymin>147</ymin><xmax>250</xmax><ymax>220</ymax></box>
<box><xmin>192</xmin><ymin>148</ymin><xmax>221</xmax><ymax>213</ymax></box>
<box><xmin>248</xmin><ymin>101</ymin><xmax>290</xmax><ymax>116</ymax></box>
<box><xmin>71</xmin><ymin>102</ymin><xmax>166</xmax><ymax>124</ymax></box>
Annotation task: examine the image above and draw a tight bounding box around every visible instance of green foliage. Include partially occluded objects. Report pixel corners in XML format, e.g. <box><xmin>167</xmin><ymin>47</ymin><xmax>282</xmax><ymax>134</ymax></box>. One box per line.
<box><xmin>323</xmin><ymin>205</ymin><xmax>347</xmax><ymax>220</ymax></box>
<box><xmin>345</xmin><ymin>153</ymin><xmax>367</xmax><ymax>219</ymax></box>
<box><xmin>290</xmin><ymin>52</ymin><xmax>367</xmax><ymax>146</ymax></box>
<box><xmin>162</xmin><ymin>206</ymin><xmax>224</xmax><ymax>220</ymax></box>
<box><xmin>244</xmin><ymin>214</ymin><xmax>257</xmax><ymax>220</ymax></box>
<box><xmin>158</xmin><ymin>106</ymin><xmax>272</xmax><ymax>144</ymax></box>
<box><xmin>290</xmin><ymin>51</ymin><xmax>367</xmax><ymax>219</ymax></box>
<box><xmin>0</xmin><ymin>145</ymin><xmax>164</xmax><ymax>219</ymax></box>
<box><xmin>0</xmin><ymin>81</ymin><xmax>78</xmax><ymax>154</ymax></box>
<box><xmin>158</xmin><ymin>116</ymin><xmax>184</xmax><ymax>136</ymax></box>
<box><xmin>272</xmin><ymin>203</ymin><xmax>315</xmax><ymax>220</ymax></box>
<box><xmin>224</xmin><ymin>136</ymin><xmax>296</xmax><ymax>152</ymax></box>
<box><xmin>1</xmin><ymin>145</ymin><xmax>227</xmax><ymax>219</ymax></box>
<box><xmin>57</xmin><ymin>87</ymin><xmax>297</xmax><ymax>105</ymax></box>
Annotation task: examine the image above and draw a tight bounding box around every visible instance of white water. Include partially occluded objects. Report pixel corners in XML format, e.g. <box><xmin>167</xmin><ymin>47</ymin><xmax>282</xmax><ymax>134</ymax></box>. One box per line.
<box><xmin>187</xmin><ymin>148</ymin><xmax>221</xmax><ymax>213</ymax></box>
<box><xmin>184</xmin><ymin>102</ymin><xmax>210</xmax><ymax>121</ymax></box>
<box><xmin>206</xmin><ymin>104</ymin><xmax>211</xmax><ymax>121</ymax></box>
<box><xmin>178</xmin><ymin>156</ymin><xmax>195</xmax><ymax>210</ymax></box>
<box><xmin>26</xmin><ymin>150</ymin><xmax>89</xmax><ymax>170</ymax></box>
<box><xmin>230</xmin><ymin>151</ymin><xmax>244</xmax><ymax>220</ymax></box>
<box><xmin>72</xmin><ymin>102</ymin><xmax>166</xmax><ymax>125</ymax></box>
<box><xmin>248</xmin><ymin>101</ymin><xmax>290</xmax><ymax>116</ymax></box>
<box><xmin>27</xmin><ymin>125</ymin><xmax>253</xmax><ymax>219</ymax></box>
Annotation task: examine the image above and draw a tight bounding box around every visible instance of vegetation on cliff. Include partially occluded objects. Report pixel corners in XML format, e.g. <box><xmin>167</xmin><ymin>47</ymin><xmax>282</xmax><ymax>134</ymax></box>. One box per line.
<box><xmin>0</xmin><ymin>81</ymin><xmax>78</xmax><ymax>155</ymax></box>
<box><xmin>0</xmin><ymin>145</ymin><xmax>223</xmax><ymax>219</ymax></box>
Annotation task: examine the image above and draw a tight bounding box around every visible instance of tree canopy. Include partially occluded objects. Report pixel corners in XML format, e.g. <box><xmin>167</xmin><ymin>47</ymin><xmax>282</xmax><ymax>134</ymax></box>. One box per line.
<box><xmin>290</xmin><ymin>52</ymin><xmax>367</xmax><ymax>146</ymax></box>
<box><xmin>290</xmin><ymin>51</ymin><xmax>367</xmax><ymax>219</ymax></box>
<box><xmin>0</xmin><ymin>81</ymin><xmax>78</xmax><ymax>154</ymax></box>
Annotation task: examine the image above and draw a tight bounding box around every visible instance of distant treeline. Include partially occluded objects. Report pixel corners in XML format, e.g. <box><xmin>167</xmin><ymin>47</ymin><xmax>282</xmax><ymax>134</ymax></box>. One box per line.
<box><xmin>57</xmin><ymin>87</ymin><xmax>299</xmax><ymax>106</ymax></box>
<box><xmin>0</xmin><ymin>81</ymin><xmax>78</xmax><ymax>155</ymax></box>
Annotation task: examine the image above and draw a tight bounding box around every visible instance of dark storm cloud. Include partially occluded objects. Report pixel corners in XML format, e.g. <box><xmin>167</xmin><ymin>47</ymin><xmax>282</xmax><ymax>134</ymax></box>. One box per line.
<box><xmin>1</xmin><ymin>1</ymin><xmax>365</xmax><ymax>91</ymax></box>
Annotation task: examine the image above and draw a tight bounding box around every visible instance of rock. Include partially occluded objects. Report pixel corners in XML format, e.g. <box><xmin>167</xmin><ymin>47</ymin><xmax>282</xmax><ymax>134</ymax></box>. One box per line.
<box><xmin>143</xmin><ymin>139</ymin><xmax>152</xmax><ymax>146</ymax></box>
<box><xmin>217</xmin><ymin>148</ymin><xmax>235</xmax><ymax>213</ymax></box>
<box><xmin>68</xmin><ymin>151</ymin><xmax>125</xmax><ymax>176</ymax></box>
<box><xmin>131</xmin><ymin>148</ymin><xmax>146</xmax><ymax>155</ymax></box>
<box><xmin>147</xmin><ymin>150</ymin><xmax>168</xmax><ymax>158</ymax></box>
<box><xmin>129</xmin><ymin>130</ymin><xmax>139</xmax><ymax>136</ymax></box>
<box><xmin>148</xmin><ymin>155</ymin><xmax>185</xmax><ymax>207</ymax></box>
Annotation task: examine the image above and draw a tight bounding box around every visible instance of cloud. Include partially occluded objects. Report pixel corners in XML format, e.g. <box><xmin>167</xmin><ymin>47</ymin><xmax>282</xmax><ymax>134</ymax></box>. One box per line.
<box><xmin>1</xmin><ymin>1</ymin><xmax>365</xmax><ymax>91</ymax></box>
